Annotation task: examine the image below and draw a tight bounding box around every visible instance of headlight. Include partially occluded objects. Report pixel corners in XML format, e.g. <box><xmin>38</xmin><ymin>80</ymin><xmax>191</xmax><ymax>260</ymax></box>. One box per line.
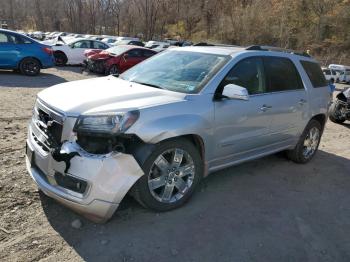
<box><xmin>73</xmin><ymin>110</ymin><xmax>139</xmax><ymax>135</ymax></box>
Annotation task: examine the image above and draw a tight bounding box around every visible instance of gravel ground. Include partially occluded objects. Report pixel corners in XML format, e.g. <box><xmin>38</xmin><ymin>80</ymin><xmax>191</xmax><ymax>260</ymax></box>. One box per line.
<box><xmin>0</xmin><ymin>67</ymin><xmax>350</xmax><ymax>262</ymax></box>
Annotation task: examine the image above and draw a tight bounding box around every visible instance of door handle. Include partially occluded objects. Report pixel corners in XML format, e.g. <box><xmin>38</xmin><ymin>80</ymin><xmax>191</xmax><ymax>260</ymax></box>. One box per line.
<box><xmin>260</xmin><ymin>104</ymin><xmax>272</xmax><ymax>112</ymax></box>
<box><xmin>298</xmin><ymin>99</ymin><xmax>307</xmax><ymax>105</ymax></box>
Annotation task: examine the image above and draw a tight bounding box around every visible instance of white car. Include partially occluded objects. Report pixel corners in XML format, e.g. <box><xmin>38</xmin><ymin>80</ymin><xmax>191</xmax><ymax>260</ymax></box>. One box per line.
<box><xmin>145</xmin><ymin>41</ymin><xmax>170</xmax><ymax>52</ymax></box>
<box><xmin>322</xmin><ymin>67</ymin><xmax>338</xmax><ymax>82</ymax></box>
<box><xmin>51</xmin><ymin>38</ymin><xmax>111</xmax><ymax>65</ymax></box>
<box><xmin>101</xmin><ymin>37</ymin><xmax>118</xmax><ymax>45</ymax></box>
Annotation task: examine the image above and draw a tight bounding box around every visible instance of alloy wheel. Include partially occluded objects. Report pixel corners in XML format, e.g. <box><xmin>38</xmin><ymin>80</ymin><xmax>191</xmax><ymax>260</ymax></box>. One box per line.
<box><xmin>148</xmin><ymin>148</ymin><xmax>195</xmax><ymax>203</ymax></box>
<box><xmin>302</xmin><ymin>127</ymin><xmax>320</xmax><ymax>159</ymax></box>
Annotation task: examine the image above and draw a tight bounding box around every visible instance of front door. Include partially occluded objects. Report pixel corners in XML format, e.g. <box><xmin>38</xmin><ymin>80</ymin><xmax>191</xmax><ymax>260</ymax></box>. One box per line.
<box><xmin>213</xmin><ymin>57</ymin><xmax>274</xmax><ymax>166</ymax></box>
<box><xmin>70</xmin><ymin>40</ymin><xmax>91</xmax><ymax>64</ymax></box>
<box><xmin>120</xmin><ymin>49</ymin><xmax>144</xmax><ymax>72</ymax></box>
<box><xmin>0</xmin><ymin>32</ymin><xmax>19</xmax><ymax>67</ymax></box>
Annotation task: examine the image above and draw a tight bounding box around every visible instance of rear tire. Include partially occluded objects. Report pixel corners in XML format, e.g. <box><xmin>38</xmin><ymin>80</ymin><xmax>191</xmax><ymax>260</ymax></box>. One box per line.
<box><xmin>54</xmin><ymin>51</ymin><xmax>67</xmax><ymax>66</ymax></box>
<box><xmin>132</xmin><ymin>139</ymin><xmax>203</xmax><ymax>211</ymax></box>
<box><xmin>19</xmin><ymin>58</ymin><xmax>41</xmax><ymax>76</ymax></box>
<box><xmin>286</xmin><ymin>120</ymin><xmax>322</xmax><ymax>164</ymax></box>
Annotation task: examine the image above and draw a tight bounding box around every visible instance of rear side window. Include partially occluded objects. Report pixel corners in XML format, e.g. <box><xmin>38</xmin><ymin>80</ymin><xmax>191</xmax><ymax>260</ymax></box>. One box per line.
<box><xmin>264</xmin><ymin>57</ymin><xmax>304</xmax><ymax>92</ymax></box>
<box><xmin>300</xmin><ymin>61</ymin><xmax>327</xmax><ymax>88</ymax></box>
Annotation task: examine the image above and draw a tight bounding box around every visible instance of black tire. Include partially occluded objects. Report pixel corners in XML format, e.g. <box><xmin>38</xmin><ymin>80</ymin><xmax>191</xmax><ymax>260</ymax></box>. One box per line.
<box><xmin>108</xmin><ymin>65</ymin><xmax>119</xmax><ymax>75</ymax></box>
<box><xmin>329</xmin><ymin>103</ymin><xmax>346</xmax><ymax>124</ymax></box>
<box><xmin>286</xmin><ymin>120</ymin><xmax>322</xmax><ymax>164</ymax></box>
<box><xmin>19</xmin><ymin>58</ymin><xmax>41</xmax><ymax>76</ymax></box>
<box><xmin>54</xmin><ymin>51</ymin><xmax>67</xmax><ymax>66</ymax></box>
<box><xmin>132</xmin><ymin>138</ymin><xmax>203</xmax><ymax>211</ymax></box>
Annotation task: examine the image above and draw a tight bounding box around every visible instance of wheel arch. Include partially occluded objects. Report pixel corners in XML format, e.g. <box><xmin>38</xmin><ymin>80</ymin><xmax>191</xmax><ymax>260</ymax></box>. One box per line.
<box><xmin>310</xmin><ymin>113</ymin><xmax>327</xmax><ymax>132</ymax></box>
<box><xmin>130</xmin><ymin>133</ymin><xmax>207</xmax><ymax>178</ymax></box>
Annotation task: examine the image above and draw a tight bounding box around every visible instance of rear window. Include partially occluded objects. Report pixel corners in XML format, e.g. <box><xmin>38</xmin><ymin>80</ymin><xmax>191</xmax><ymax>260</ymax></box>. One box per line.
<box><xmin>323</xmin><ymin>69</ymin><xmax>331</xmax><ymax>75</ymax></box>
<box><xmin>300</xmin><ymin>61</ymin><xmax>327</xmax><ymax>88</ymax></box>
<box><xmin>264</xmin><ymin>57</ymin><xmax>304</xmax><ymax>92</ymax></box>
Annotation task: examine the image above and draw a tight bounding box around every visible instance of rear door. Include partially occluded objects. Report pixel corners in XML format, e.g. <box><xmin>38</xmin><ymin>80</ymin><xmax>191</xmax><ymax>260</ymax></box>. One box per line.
<box><xmin>262</xmin><ymin>56</ymin><xmax>309</xmax><ymax>143</ymax></box>
<box><xmin>300</xmin><ymin>60</ymin><xmax>330</xmax><ymax>118</ymax></box>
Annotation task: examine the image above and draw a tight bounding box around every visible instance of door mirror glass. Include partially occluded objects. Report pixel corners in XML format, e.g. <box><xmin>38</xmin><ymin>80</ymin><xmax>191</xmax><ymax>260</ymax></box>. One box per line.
<box><xmin>222</xmin><ymin>84</ymin><xmax>249</xmax><ymax>100</ymax></box>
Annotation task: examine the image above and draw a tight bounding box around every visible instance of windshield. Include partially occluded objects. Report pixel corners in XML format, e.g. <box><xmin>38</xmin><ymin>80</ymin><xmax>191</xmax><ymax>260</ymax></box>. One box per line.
<box><xmin>120</xmin><ymin>50</ymin><xmax>230</xmax><ymax>93</ymax></box>
<box><xmin>106</xmin><ymin>46</ymin><xmax>130</xmax><ymax>56</ymax></box>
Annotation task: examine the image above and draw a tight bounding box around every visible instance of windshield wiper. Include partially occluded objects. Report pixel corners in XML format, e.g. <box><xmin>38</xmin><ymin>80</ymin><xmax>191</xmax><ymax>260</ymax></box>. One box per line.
<box><xmin>131</xmin><ymin>81</ymin><xmax>164</xmax><ymax>90</ymax></box>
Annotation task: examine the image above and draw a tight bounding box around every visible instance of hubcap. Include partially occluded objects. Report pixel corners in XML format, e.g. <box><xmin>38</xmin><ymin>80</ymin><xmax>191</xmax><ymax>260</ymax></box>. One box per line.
<box><xmin>303</xmin><ymin>127</ymin><xmax>320</xmax><ymax>159</ymax></box>
<box><xmin>24</xmin><ymin>62</ymin><xmax>39</xmax><ymax>74</ymax></box>
<box><xmin>148</xmin><ymin>148</ymin><xmax>195</xmax><ymax>203</ymax></box>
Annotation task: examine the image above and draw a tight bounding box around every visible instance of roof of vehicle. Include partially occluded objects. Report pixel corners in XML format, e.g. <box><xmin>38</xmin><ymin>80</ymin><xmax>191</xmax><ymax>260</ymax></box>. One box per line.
<box><xmin>171</xmin><ymin>45</ymin><xmax>315</xmax><ymax>60</ymax></box>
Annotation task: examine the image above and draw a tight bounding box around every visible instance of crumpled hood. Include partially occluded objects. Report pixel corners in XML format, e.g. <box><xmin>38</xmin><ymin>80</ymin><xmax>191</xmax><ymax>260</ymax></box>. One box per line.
<box><xmin>38</xmin><ymin>76</ymin><xmax>186</xmax><ymax>116</ymax></box>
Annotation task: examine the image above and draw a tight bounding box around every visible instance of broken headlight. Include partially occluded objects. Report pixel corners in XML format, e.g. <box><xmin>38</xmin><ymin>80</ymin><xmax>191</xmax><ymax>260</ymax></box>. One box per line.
<box><xmin>73</xmin><ymin>110</ymin><xmax>139</xmax><ymax>135</ymax></box>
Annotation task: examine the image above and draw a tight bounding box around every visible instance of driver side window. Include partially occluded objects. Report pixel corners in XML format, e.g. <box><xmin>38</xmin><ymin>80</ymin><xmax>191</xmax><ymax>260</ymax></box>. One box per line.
<box><xmin>219</xmin><ymin>57</ymin><xmax>266</xmax><ymax>95</ymax></box>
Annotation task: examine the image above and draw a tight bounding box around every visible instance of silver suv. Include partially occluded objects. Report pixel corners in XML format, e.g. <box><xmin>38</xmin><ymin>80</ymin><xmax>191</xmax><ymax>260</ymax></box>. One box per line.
<box><xmin>26</xmin><ymin>45</ymin><xmax>330</xmax><ymax>222</ymax></box>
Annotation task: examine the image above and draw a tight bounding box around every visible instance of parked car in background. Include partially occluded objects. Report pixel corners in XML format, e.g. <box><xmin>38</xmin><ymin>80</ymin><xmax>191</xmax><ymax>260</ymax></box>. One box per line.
<box><xmin>102</xmin><ymin>37</ymin><xmax>118</xmax><ymax>45</ymax></box>
<box><xmin>329</xmin><ymin>64</ymin><xmax>350</xmax><ymax>83</ymax></box>
<box><xmin>145</xmin><ymin>41</ymin><xmax>170</xmax><ymax>52</ymax></box>
<box><xmin>322</xmin><ymin>67</ymin><xmax>338</xmax><ymax>82</ymax></box>
<box><xmin>0</xmin><ymin>29</ymin><xmax>54</xmax><ymax>75</ymax></box>
<box><xmin>84</xmin><ymin>45</ymin><xmax>156</xmax><ymax>75</ymax></box>
<box><xmin>114</xmin><ymin>39</ymin><xmax>144</xmax><ymax>47</ymax></box>
<box><xmin>116</xmin><ymin>36</ymin><xmax>139</xmax><ymax>42</ymax></box>
<box><xmin>50</xmin><ymin>38</ymin><xmax>110</xmax><ymax>65</ymax></box>
<box><xmin>26</xmin><ymin>45</ymin><xmax>330</xmax><ymax>222</ymax></box>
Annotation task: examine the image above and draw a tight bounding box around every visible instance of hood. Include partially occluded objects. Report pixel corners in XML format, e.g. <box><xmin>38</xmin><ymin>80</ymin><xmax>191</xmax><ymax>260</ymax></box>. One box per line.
<box><xmin>89</xmin><ymin>50</ymin><xmax>111</xmax><ymax>60</ymax></box>
<box><xmin>37</xmin><ymin>76</ymin><xmax>185</xmax><ymax>116</ymax></box>
<box><xmin>84</xmin><ymin>49</ymin><xmax>103</xmax><ymax>58</ymax></box>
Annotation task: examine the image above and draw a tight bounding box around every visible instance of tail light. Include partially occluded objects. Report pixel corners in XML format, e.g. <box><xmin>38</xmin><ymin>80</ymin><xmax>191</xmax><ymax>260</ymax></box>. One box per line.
<box><xmin>42</xmin><ymin>47</ymin><xmax>53</xmax><ymax>55</ymax></box>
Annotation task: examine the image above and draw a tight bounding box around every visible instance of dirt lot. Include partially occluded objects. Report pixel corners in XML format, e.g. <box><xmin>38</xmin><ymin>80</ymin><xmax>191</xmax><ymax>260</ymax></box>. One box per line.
<box><xmin>0</xmin><ymin>68</ymin><xmax>350</xmax><ymax>262</ymax></box>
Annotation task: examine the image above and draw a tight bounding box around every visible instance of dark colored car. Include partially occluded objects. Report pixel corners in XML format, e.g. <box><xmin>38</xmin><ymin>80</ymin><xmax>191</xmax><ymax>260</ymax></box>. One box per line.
<box><xmin>85</xmin><ymin>45</ymin><xmax>157</xmax><ymax>75</ymax></box>
<box><xmin>0</xmin><ymin>29</ymin><xmax>54</xmax><ymax>76</ymax></box>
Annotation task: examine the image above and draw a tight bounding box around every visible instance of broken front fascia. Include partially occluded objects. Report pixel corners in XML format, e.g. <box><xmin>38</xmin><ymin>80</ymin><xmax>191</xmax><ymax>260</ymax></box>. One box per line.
<box><xmin>28</xmin><ymin>129</ymin><xmax>144</xmax><ymax>222</ymax></box>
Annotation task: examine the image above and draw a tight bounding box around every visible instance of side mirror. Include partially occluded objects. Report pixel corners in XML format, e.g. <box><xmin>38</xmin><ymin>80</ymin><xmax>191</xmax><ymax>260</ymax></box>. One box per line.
<box><xmin>123</xmin><ymin>53</ymin><xmax>128</xmax><ymax>60</ymax></box>
<box><xmin>222</xmin><ymin>84</ymin><xmax>249</xmax><ymax>101</ymax></box>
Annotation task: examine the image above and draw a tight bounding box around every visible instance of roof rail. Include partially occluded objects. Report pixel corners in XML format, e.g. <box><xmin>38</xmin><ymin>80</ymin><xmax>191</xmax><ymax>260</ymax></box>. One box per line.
<box><xmin>245</xmin><ymin>45</ymin><xmax>310</xmax><ymax>57</ymax></box>
<box><xmin>193</xmin><ymin>42</ymin><xmax>241</xmax><ymax>48</ymax></box>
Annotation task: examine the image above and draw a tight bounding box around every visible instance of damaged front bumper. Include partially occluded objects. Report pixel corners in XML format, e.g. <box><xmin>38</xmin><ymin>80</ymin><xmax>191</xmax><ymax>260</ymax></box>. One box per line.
<box><xmin>26</xmin><ymin>124</ymin><xmax>144</xmax><ymax>223</ymax></box>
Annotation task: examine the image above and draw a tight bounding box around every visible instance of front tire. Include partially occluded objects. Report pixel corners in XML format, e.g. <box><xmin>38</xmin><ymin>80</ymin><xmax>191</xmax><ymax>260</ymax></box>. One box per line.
<box><xmin>132</xmin><ymin>139</ymin><xmax>203</xmax><ymax>211</ymax></box>
<box><xmin>286</xmin><ymin>120</ymin><xmax>322</xmax><ymax>164</ymax></box>
<box><xmin>19</xmin><ymin>58</ymin><xmax>41</xmax><ymax>76</ymax></box>
<box><xmin>108</xmin><ymin>65</ymin><xmax>119</xmax><ymax>75</ymax></box>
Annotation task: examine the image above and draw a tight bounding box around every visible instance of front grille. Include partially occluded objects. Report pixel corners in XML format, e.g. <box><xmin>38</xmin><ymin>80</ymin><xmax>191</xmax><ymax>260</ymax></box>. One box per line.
<box><xmin>87</xmin><ymin>59</ymin><xmax>106</xmax><ymax>74</ymax></box>
<box><xmin>31</xmin><ymin>100</ymin><xmax>64</xmax><ymax>150</ymax></box>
